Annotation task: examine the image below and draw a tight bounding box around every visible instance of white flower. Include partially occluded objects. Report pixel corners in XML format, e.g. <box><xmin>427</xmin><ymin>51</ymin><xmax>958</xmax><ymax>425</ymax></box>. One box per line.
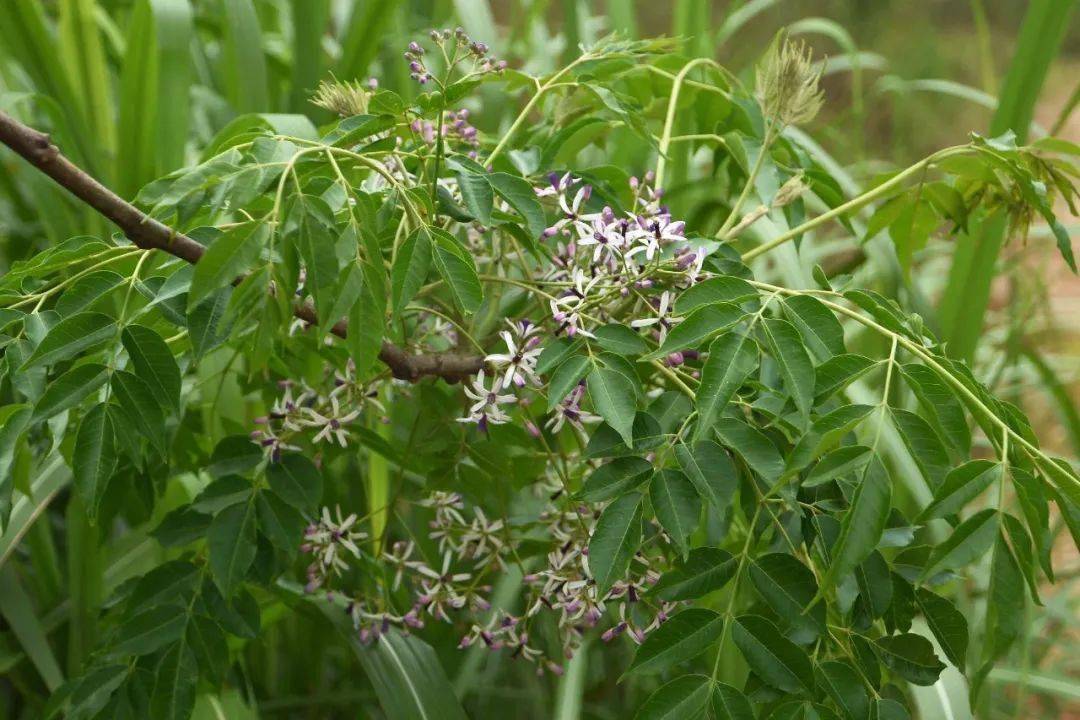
<box><xmin>485</xmin><ymin>319</ymin><xmax>543</xmax><ymax>388</ymax></box>
<box><xmin>458</xmin><ymin>370</ymin><xmax>517</xmax><ymax>429</ymax></box>
<box><xmin>630</xmin><ymin>291</ymin><xmax>681</xmax><ymax>342</ymax></box>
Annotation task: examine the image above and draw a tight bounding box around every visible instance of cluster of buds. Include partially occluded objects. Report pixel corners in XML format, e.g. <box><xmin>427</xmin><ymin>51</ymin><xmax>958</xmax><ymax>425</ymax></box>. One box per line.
<box><xmin>404</xmin><ymin>41</ymin><xmax>432</xmax><ymax>85</ymax></box>
<box><xmin>409</xmin><ymin>108</ymin><xmax>480</xmax><ymax>158</ymax></box>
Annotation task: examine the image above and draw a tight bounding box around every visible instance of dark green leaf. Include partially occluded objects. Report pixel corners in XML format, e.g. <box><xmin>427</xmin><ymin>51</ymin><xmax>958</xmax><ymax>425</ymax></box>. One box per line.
<box><xmin>121</xmin><ymin>324</ymin><xmax>181</xmax><ymax>411</ymax></box>
<box><xmin>916</xmin><ymin>460</ymin><xmax>1001</xmax><ymax>522</ymax></box>
<box><xmin>633</xmin><ymin>674</ymin><xmax>711</xmax><ymax>720</ymax></box>
<box><xmin>594</xmin><ymin>324</ymin><xmax>649</xmax><ymax>356</ymax></box>
<box><xmin>710</xmin><ymin>682</ymin><xmax>755</xmax><ymax>720</ymax></box>
<box><xmin>651</xmin><ymin>547</ymin><xmax>737</xmax><ymax>601</ymax></box>
<box><xmin>73</xmin><ymin>402</ymin><xmax>117</xmax><ymax>518</ymax></box>
<box><xmin>821</xmin><ymin>454</ymin><xmax>891</xmax><ymax>591</ymax></box>
<box><xmin>732</xmin><ymin>614</ymin><xmax>814</xmax><ymax>693</ymax></box>
<box><xmin>32</xmin><ymin>363</ymin><xmax>109</xmax><ymax>422</ymax></box>
<box><xmin>783</xmin><ymin>295</ymin><xmax>845</xmax><ymax>360</ymax></box>
<box><xmin>915</xmin><ymin>587</ymin><xmax>968</xmax><ymax>670</ymax></box>
<box><xmin>761</xmin><ymin>317</ymin><xmax>815</xmax><ymax>416</ymax></box>
<box><xmin>267</xmin><ymin>454</ymin><xmax>323</xmax><ymax>513</ymax></box>
<box><xmin>815</xmin><ymin>661</ymin><xmax>870</xmax><ymax>720</ymax></box>
<box><xmin>208</xmin><ymin>499</ymin><xmax>258</xmax><ymax>597</ymax></box>
<box><xmin>20</xmin><ymin>312</ymin><xmax>116</xmax><ymax>370</ymax></box>
<box><xmin>695</xmin><ymin>332</ymin><xmax>757</xmax><ymax>440</ymax></box>
<box><xmin>546</xmin><ymin>355</ymin><xmax>590</xmax><ymax>412</ymax></box>
<box><xmin>625</xmin><ymin>609</ymin><xmax>723</xmax><ymax>676</ymax></box>
<box><xmin>749</xmin><ymin>553</ymin><xmax>825</xmax><ymax>643</ymax></box>
<box><xmin>650</xmin><ymin>469</ymin><xmax>700</xmax><ymax>557</ymax></box>
<box><xmin>588</xmin><ymin>492</ymin><xmax>642</xmax><ymax>595</ymax></box>
<box><xmin>150</xmin><ymin>642</ymin><xmax>197</xmax><ymax>720</ymax></box>
<box><xmin>587</xmin><ymin>366</ymin><xmax>638</xmax><ymax>447</ymax></box>
<box><xmin>114</xmin><ymin>605</ymin><xmax>187</xmax><ymax>655</ymax></box>
<box><xmin>579</xmin><ymin>457</ymin><xmax>653</xmax><ymax>502</ymax></box>
<box><xmin>647</xmin><ymin>302</ymin><xmax>745</xmax><ymax>359</ymax></box>
<box><xmin>391</xmin><ymin>226</ymin><xmax>433</xmax><ymax>315</ymax></box>
<box><xmin>188</xmin><ymin>222</ymin><xmax>267</xmax><ymax>309</ymax></box>
<box><xmin>873</xmin><ymin>633</ymin><xmax>945</xmax><ymax>686</ymax></box>
<box><xmin>919</xmin><ymin>508</ymin><xmax>998</xmax><ymax>580</ymax></box>
<box><xmin>675</xmin><ymin>440</ymin><xmax>739</xmax><ymax>512</ymax></box>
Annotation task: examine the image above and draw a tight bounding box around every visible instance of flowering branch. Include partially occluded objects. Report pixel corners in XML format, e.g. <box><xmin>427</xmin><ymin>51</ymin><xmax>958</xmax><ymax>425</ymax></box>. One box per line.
<box><xmin>0</xmin><ymin>110</ymin><xmax>484</xmax><ymax>383</ymax></box>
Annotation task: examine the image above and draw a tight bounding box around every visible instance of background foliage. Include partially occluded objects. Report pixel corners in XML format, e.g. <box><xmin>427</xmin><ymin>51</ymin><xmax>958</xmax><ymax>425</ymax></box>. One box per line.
<box><xmin>0</xmin><ymin>1</ymin><xmax>1078</xmax><ymax>719</ymax></box>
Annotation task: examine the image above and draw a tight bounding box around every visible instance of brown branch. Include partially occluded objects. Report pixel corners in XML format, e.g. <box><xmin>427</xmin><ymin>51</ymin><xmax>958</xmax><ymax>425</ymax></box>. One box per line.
<box><xmin>0</xmin><ymin>110</ymin><xmax>484</xmax><ymax>383</ymax></box>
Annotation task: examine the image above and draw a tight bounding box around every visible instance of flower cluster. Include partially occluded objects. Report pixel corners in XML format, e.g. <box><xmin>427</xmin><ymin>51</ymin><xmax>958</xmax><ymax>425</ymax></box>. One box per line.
<box><xmin>301</xmin><ymin>487</ymin><xmax>681</xmax><ymax>673</ymax></box>
<box><xmin>410</xmin><ymin>108</ymin><xmax>480</xmax><ymax>158</ymax></box>
<box><xmin>405</xmin><ymin>28</ymin><xmax>507</xmax><ymax>86</ymax></box>
<box><xmin>250</xmin><ymin>361</ymin><xmax>384</xmax><ymax>460</ymax></box>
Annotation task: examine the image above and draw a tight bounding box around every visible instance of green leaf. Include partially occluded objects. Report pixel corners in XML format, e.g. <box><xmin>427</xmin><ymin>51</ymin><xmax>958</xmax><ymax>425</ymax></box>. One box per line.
<box><xmin>430</xmin><ymin>228</ymin><xmax>483</xmax><ymax>313</ymax></box>
<box><xmin>208</xmin><ymin>499</ymin><xmax>258</xmax><ymax>597</ymax></box>
<box><xmin>267</xmin><ymin>454</ymin><xmax>323</xmax><ymax>514</ymax></box>
<box><xmin>488</xmin><ymin>172</ymin><xmax>546</xmax><ymax>239</ymax></box>
<box><xmin>188</xmin><ymin>222</ymin><xmax>268</xmax><ymax>310</ymax></box>
<box><xmin>675</xmin><ymin>440</ymin><xmax>739</xmax><ymax>512</ymax></box>
<box><xmin>256</xmin><ymin>490</ymin><xmax>307</xmax><ymax>556</ymax></box>
<box><xmin>31</xmin><ymin>363</ymin><xmax>109</xmax><ymax>422</ymax></box>
<box><xmin>587</xmin><ymin>366</ymin><xmax>638</xmax><ymax>447</ymax></box>
<box><xmin>786</xmin><ymin>404</ymin><xmax>875</xmax><ymax>475</ymax></box>
<box><xmin>694</xmin><ymin>332</ymin><xmax>757</xmax><ymax>440</ymax></box>
<box><xmin>814</xmin><ymin>354</ymin><xmax>877</xmax><ymax>402</ymax></box>
<box><xmin>633</xmin><ymin>674</ymin><xmax>711</xmax><ymax>720</ymax></box>
<box><xmin>72</xmin><ymin>402</ymin><xmax>117</xmax><ymax>519</ymax></box>
<box><xmin>891</xmin><ymin>408</ymin><xmax>951</xmax><ymax>489</ymax></box>
<box><xmin>651</xmin><ymin>547</ymin><xmax>737</xmax><ymax>601</ymax></box>
<box><xmin>19</xmin><ymin>312</ymin><xmax>116</xmax><ymax>370</ymax></box>
<box><xmin>624</xmin><ymin>609</ymin><xmax>724</xmax><ymax>677</ymax></box>
<box><xmin>111</xmin><ymin>370</ymin><xmax>166</xmax><ymax>454</ymax></box>
<box><xmin>675</xmin><ymin>276</ymin><xmax>758</xmax><ymax>313</ymax></box>
<box><xmin>295</xmin><ymin>197</ymin><xmax>341</xmax><ymax>320</ymax></box>
<box><xmin>187</xmin><ymin>289</ymin><xmax>231</xmax><ymax>360</ymax></box>
<box><xmin>915</xmin><ymin>587</ymin><xmax>968</xmax><ymax>671</ymax></box>
<box><xmin>588</xmin><ymin>492</ymin><xmax>642</xmax><ymax>595</ymax></box>
<box><xmin>732</xmin><ymin>614</ymin><xmax>814</xmax><ymax>693</ymax></box>
<box><xmin>916</xmin><ymin>460</ymin><xmax>1001</xmax><ymax>522</ymax></box>
<box><xmin>66</xmin><ymin>664</ymin><xmax>127</xmax><ymax>718</ymax></box>
<box><xmin>783</xmin><ymin>295</ymin><xmax>846</xmax><ymax>360</ymax></box>
<box><xmin>594</xmin><ymin>324</ymin><xmax>650</xmax><ymax>356</ymax></box>
<box><xmin>391</xmin><ymin>226</ymin><xmax>434</xmax><ymax>316</ymax></box>
<box><xmin>649</xmin><ymin>469</ymin><xmax>700</xmax><ymax>557</ymax></box>
<box><xmin>976</xmin><ymin>533</ymin><xmax>1025</xmax><ymax>685</ymax></box>
<box><xmin>919</xmin><ymin>508</ymin><xmax>998</xmax><ymax>580</ymax></box>
<box><xmin>579</xmin><ymin>457</ymin><xmax>653</xmax><ymax>502</ymax></box>
<box><xmin>710</xmin><ymin>683</ymin><xmax>755</xmax><ymax>720</ymax></box>
<box><xmin>815</xmin><ymin>661</ymin><xmax>870</xmax><ymax>720</ymax></box>
<box><xmin>455</xmin><ymin>168</ymin><xmax>494</xmax><ymax>224</ymax></box>
<box><xmin>901</xmin><ymin>364</ymin><xmax>971</xmax><ymax>456</ymax></box>
<box><xmin>874</xmin><ymin>633</ymin><xmax>946</xmax><ymax>686</ymax></box>
<box><xmin>760</xmin><ymin>317</ymin><xmax>815</xmax><ymax>417</ymax></box>
<box><xmin>114</xmin><ymin>605</ymin><xmax>187</xmax><ymax>655</ymax></box>
<box><xmin>647</xmin><ymin>302</ymin><xmax>745</xmax><ymax>359</ymax></box>
<box><xmin>546</xmin><ymin>354</ymin><xmax>590</xmax><ymax>412</ymax></box>
<box><xmin>805</xmin><ymin>445</ymin><xmax>872</xmax><ymax>488</ymax></box>
<box><xmin>186</xmin><ymin>614</ymin><xmax>228</xmax><ymax>683</ymax></box>
<box><xmin>121</xmin><ymin>324</ymin><xmax>181</xmax><ymax>411</ymax></box>
<box><xmin>749</xmin><ymin>553</ymin><xmax>825</xmax><ymax>643</ymax></box>
<box><xmin>714</xmin><ymin>418</ymin><xmax>784</xmax><ymax>483</ymax></box>
<box><xmin>150</xmin><ymin>642</ymin><xmax>198</xmax><ymax>720</ymax></box>
<box><xmin>821</xmin><ymin>454</ymin><xmax>891</xmax><ymax>591</ymax></box>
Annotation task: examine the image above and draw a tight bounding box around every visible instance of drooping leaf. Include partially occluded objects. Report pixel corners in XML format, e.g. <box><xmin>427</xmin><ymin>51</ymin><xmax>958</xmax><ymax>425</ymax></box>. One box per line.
<box><xmin>587</xmin><ymin>366</ymin><xmax>638</xmax><ymax>447</ymax></box>
<box><xmin>815</xmin><ymin>661</ymin><xmax>870</xmax><ymax>720</ymax></box>
<box><xmin>916</xmin><ymin>460</ymin><xmax>1001</xmax><ymax>522</ymax></box>
<box><xmin>760</xmin><ymin>317</ymin><xmax>815</xmax><ymax>417</ymax></box>
<box><xmin>675</xmin><ymin>440</ymin><xmax>739</xmax><ymax>512</ymax></box>
<box><xmin>710</xmin><ymin>683</ymin><xmax>755</xmax><ymax>720</ymax></box>
<box><xmin>267</xmin><ymin>454</ymin><xmax>323</xmax><ymax>514</ymax></box>
<box><xmin>732</xmin><ymin>614</ymin><xmax>814</xmax><ymax>694</ymax></box>
<box><xmin>694</xmin><ymin>332</ymin><xmax>757</xmax><ymax>439</ymax></box>
<box><xmin>31</xmin><ymin>363</ymin><xmax>109</xmax><ymax>422</ymax></box>
<box><xmin>915</xmin><ymin>587</ymin><xmax>968</xmax><ymax>671</ymax></box>
<box><xmin>149</xmin><ymin>642</ymin><xmax>198</xmax><ymax>720</ymax></box>
<box><xmin>783</xmin><ymin>295</ymin><xmax>846</xmax><ymax>360</ymax></box>
<box><xmin>391</xmin><ymin>226</ymin><xmax>433</xmax><ymax>315</ymax></box>
<box><xmin>649</xmin><ymin>469</ymin><xmax>700</xmax><ymax>557</ymax></box>
<box><xmin>873</xmin><ymin>633</ymin><xmax>946</xmax><ymax>686</ymax></box>
<box><xmin>188</xmin><ymin>222</ymin><xmax>268</xmax><ymax>310</ymax></box>
<box><xmin>121</xmin><ymin>324</ymin><xmax>181</xmax><ymax>411</ymax></box>
<box><xmin>749</xmin><ymin>553</ymin><xmax>825</xmax><ymax>643</ymax></box>
<box><xmin>208</xmin><ymin>498</ymin><xmax>258</xmax><ymax>597</ymax></box>
<box><xmin>588</xmin><ymin>492</ymin><xmax>643</xmax><ymax>595</ymax></box>
<box><xmin>72</xmin><ymin>402</ymin><xmax>117</xmax><ymax>519</ymax></box>
<box><xmin>821</xmin><ymin>454</ymin><xmax>891</xmax><ymax>591</ymax></box>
